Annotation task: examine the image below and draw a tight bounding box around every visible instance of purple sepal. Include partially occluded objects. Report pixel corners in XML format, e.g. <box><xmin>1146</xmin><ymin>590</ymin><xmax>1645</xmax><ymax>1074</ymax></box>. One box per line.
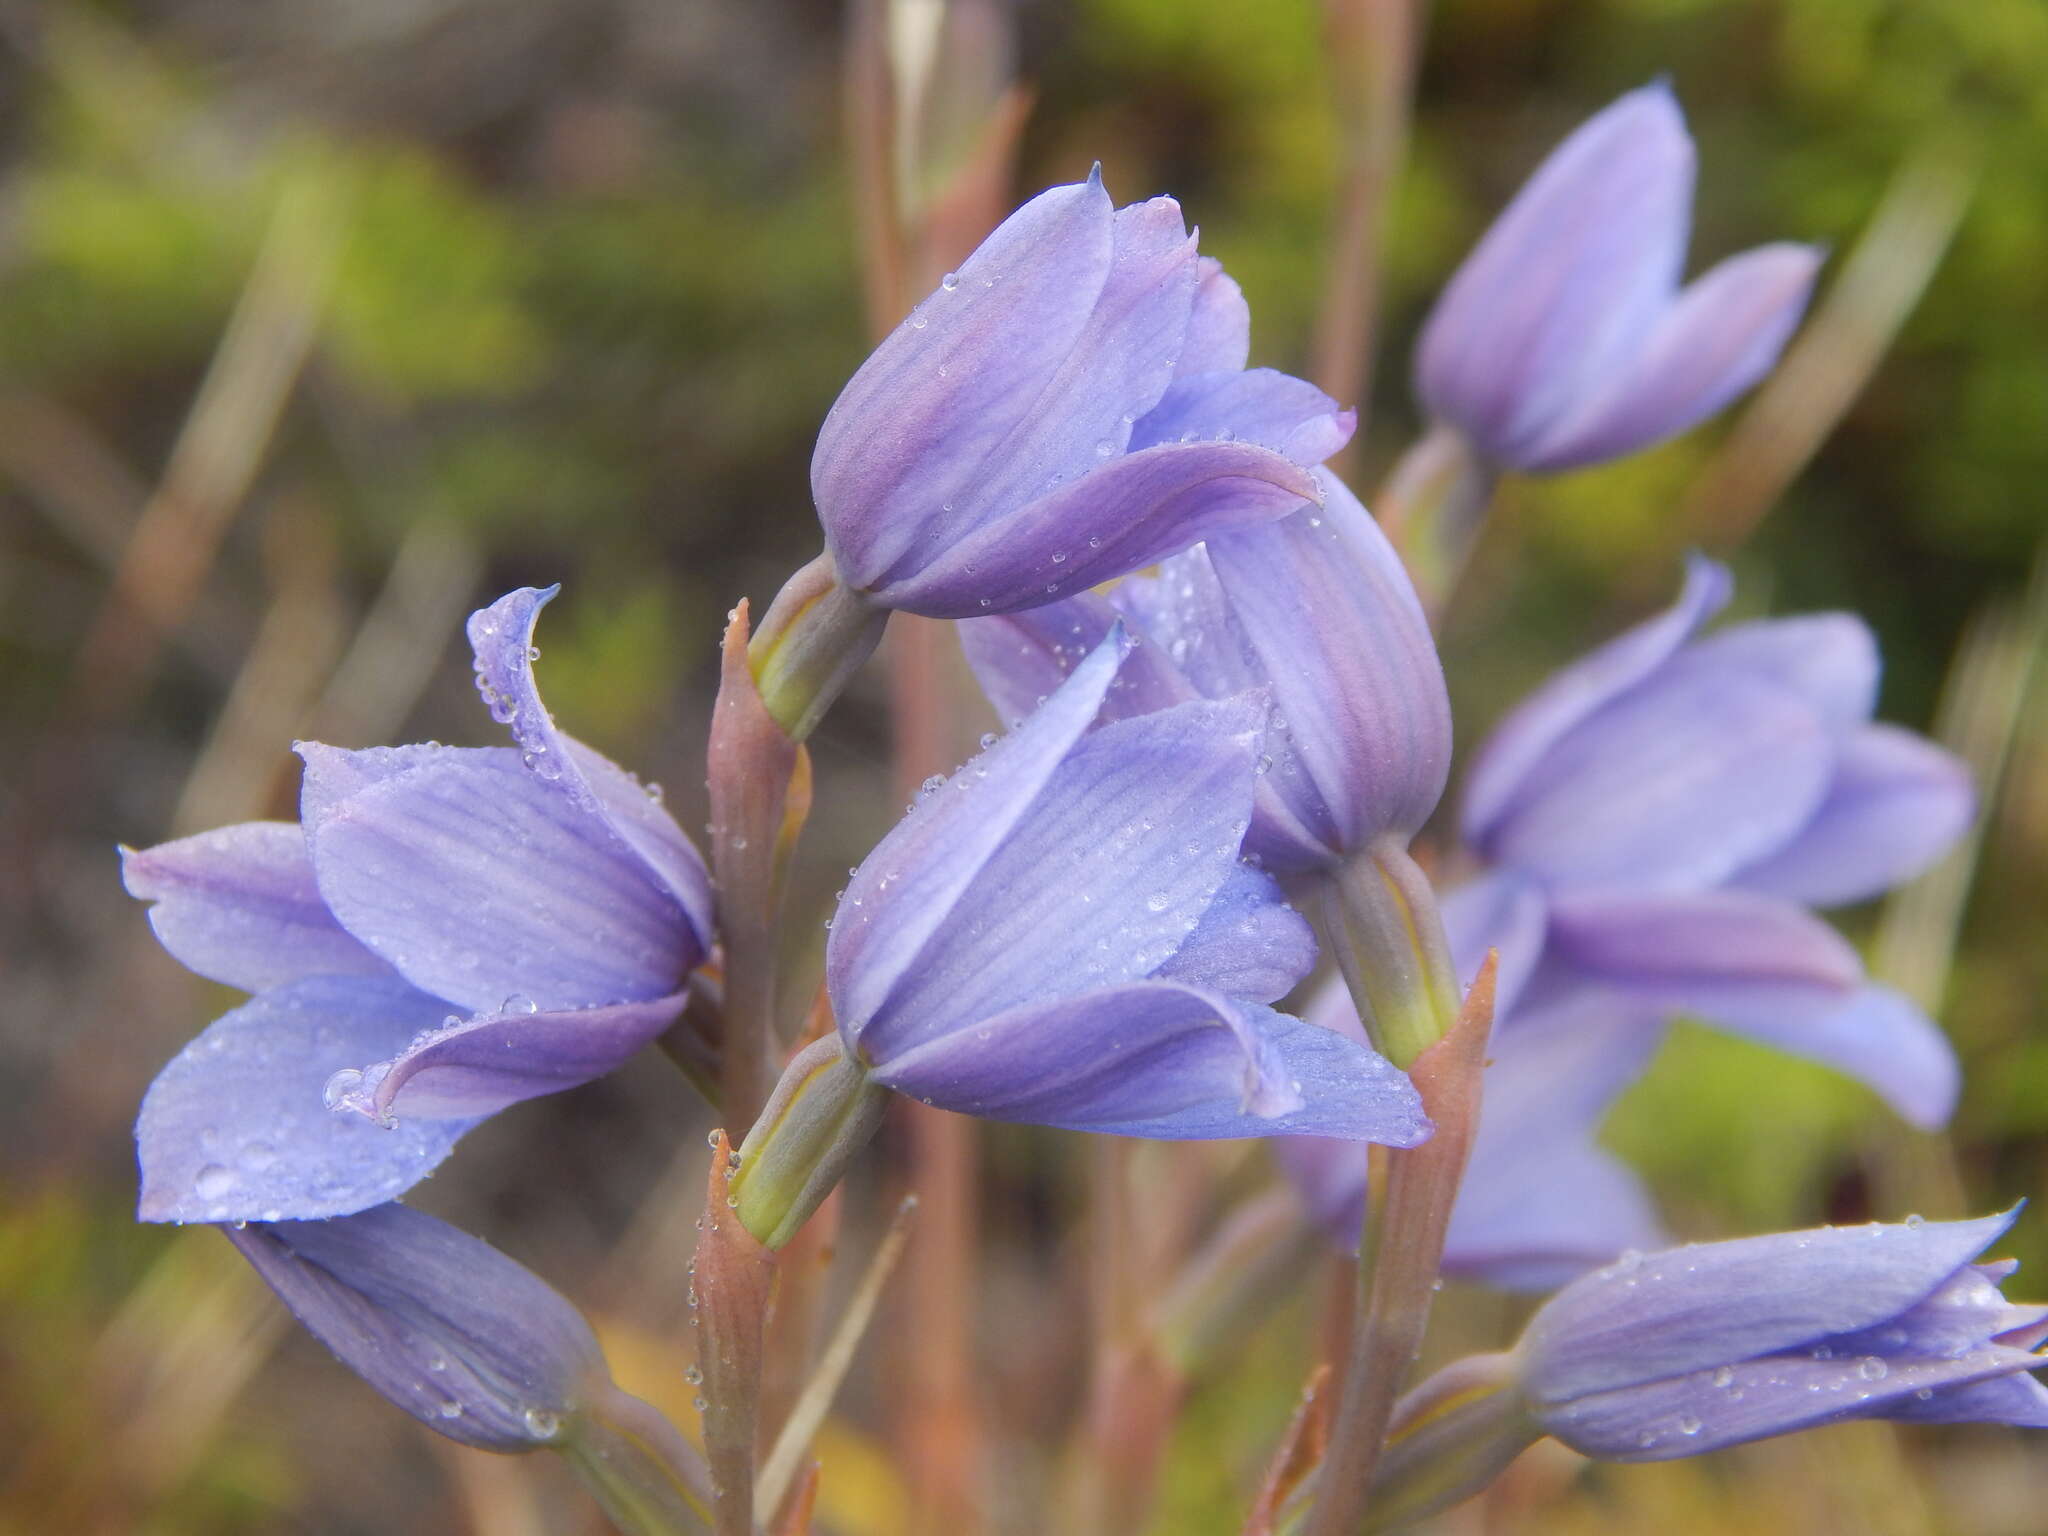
<box><xmin>812</xmin><ymin>176</ymin><xmax>1335</xmax><ymax>620</ymax></box>
<box><xmin>225</xmin><ymin>1203</ymin><xmax>605</xmax><ymax>1451</ymax></box>
<box><xmin>1415</xmin><ymin>84</ymin><xmax>1819</xmax><ymax>474</ymax></box>
<box><xmin>120</xmin><ymin>822</ymin><xmax>390</xmax><ymax>992</ymax></box>
<box><xmin>136</xmin><ymin>975</ymin><xmax>479</xmax><ymax>1224</ymax></box>
<box><xmin>1519</xmin><ymin>1211</ymin><xmax>2048</xmax><ymax>1460</ymax></box>
<box><xmin>832</xmin><ymin>631</ymin><xmax>1420</xmax><ymax>1144</ymax></box>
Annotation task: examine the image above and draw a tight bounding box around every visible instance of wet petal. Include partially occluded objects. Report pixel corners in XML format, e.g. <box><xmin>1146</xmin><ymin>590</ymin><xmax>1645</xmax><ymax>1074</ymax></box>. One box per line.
<box><xmin>815</xmin><ymin>176</ymin><xmax>1117</xmax><ymax>588</ymax></box>
<box><xmin>1445</xmin><ymin>1139</ymin><xmax>1666</xmax><ymax>1293</ymax></box>
<box><xmin>121</xmin><ymin>822</ymin><xmax>388</xmax><ymax>993</ymax></box>
<box><xmin>136</xmin><ymin>975</ymin><xmax>478</xmax><ymax>1223</ymax></box>
<box><xmin>301</xmin><ymin>744</ymin><xmax>694</xmax><ymax>1015</ymax></box>
<box><xmin>467</xmin><ymin>586</ymin><xmax>716</xmax><ymax>940</ymax></box>
<box><xmin>870</xmin><ymin>437</ymin><xmax>1322</xmax><ymax>618</ymax></box>
<box><xmin>226</xmin><ymin>1203</ymin><xmax>607</xmax><ymax>1452</ymax></box>
<box><xmin>829</xmin><ymin>631</ymin><xmax>1129</xmax><ymax>1036</ymax></box>
<box><xmin>874</xmin><ymin>981</ymin><xmax>1427</xmax><ymax>1143</ymax></box>
<box><xmin>1130</xmin><ymin>367</ymin><xmax>1353</xmax><ymax>466</ymax></box>
<box><xmin>1176</xmin><ymin>256</ymin><xmax>1250</xmax><ymax>376</ymax></box>
<box><xmin>1206</xmin><ymin>471</ymin><xmax>1451</xmax><ymax>855</ymax></box>
<box><xmin>1439</xmin><ymin>871</ymin><xmax>1549</xmax><ymax>1018</ymax></box>
<box><xmin>1520</xmin><ymin>1209</ymin><xmax>2019</xmax><ymax>1402</ymax></box>
<box><xmin>855</xmin><ymin>693</ymin><xmax>1266</xmax><ymax>1057</ymax></box>
<box><xmin>956</xmin><ymin>592</ymin><xmax>1193</xmax><ymax>733</ymax></box>
<box><xmin>1152</xmin><ymin>862</ymin><xmax>1316</xmax><ymax>1004</ymax></box>
<box><xmin>336</xmin><ymin>992</ymin><xmax>691</xmax><ymax>1123</ymax></box>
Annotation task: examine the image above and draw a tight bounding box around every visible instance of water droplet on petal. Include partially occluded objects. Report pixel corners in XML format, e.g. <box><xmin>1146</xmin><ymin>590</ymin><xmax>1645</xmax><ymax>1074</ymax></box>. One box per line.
<box><xmin>940</xmin><ymin>271</ymin><xmax>960</xmax><ymax>291</ymax></box>
<box><xmin>522</xmin><ymin>1408</ymin><xmax>561</xmax><ymax>1440</ymax></box>
<box><xmin>323</xmin><ymin>1068</ymin><xmax>364</xmax><ymax>1110</ymax></box>
<box><xmin>194</xmin><ymin>1164</ymin><xmax>236</xmax><ymax>1200</ymax></box>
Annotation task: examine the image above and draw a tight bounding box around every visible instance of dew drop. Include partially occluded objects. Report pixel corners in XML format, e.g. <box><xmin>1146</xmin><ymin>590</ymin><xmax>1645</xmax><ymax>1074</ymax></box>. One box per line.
<box><xmin>1857</xmin><ymin>1357</ymin><xmax>1888</xmax><ymax>1381</ymax></box>
<box><xmin>940</xmin><ymin>271</ymin><xmax>960</xmax><ymax>291</ymax></box>
<box><xmin>522</xmin><ymin>1407</ymin><xmax>561</xmax><ymax>1440</ymax></box>
<box><xmin>502</xmin><ymin>994</ymin><xmax>538</xmax><ymax>1015</ymax></box>
<box><xmin>436</xmin><ymin>1401</ymin><xmax>464</xmax><ymax>1420</ymax></box>
<box><xmin>194</xmin><ymin>1164</ymin><xmax>236</xmax><ymax>1200</ymax></box>
<box><xmin>1677</xmin><ymin>1414</ymin><xmax>1702</xmax><ymax>1437</ymax></box>
<box><xmin>238</xmin><ymin>1141</ymin><xmax>278</xmax><ymax>1173</ymax></box>
<box><xmin>693</xmin><ymin>1395</ymin><xmax>709</xmax><ymax>1413</ymax></box>
<box><xmin>322</xmin><ymin>1068</ymin><xmax>364</xmax><ymax>1109</ymax></box>
<box><xmin>683</xmin><ymin>1364</ymin><xmax>703</xmax><ymax>1385</ymax></box>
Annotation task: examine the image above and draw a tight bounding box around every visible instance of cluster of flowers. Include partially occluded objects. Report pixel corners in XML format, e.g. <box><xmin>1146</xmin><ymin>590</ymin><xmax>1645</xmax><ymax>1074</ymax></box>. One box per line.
<box><xmin>123</xmin><ymin>85</ymin><xmax>2040</xmax><ymax>1527</ymax></box>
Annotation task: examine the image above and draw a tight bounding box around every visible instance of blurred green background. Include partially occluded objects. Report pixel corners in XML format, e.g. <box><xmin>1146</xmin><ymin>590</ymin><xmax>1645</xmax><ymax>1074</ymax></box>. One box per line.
<box><xmin>1</xmin><ymin>0</ymin><xmax>2043</xmax><ymax>1531</ymax></box>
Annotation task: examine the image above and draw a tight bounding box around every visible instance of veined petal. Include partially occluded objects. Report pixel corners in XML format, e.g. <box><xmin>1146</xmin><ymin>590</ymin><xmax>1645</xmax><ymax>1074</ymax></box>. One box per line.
<box><xmin>1676</xmin><ymin>612</ymin><xmax>1880</xmax><ymax>732</ymax></box>
<box><xmin>1527</xmin><ymin>242</ymin><xmax>1821</xmax><ymax>471</ymax></box>
<box><xmin>226</xmin><ymin>1203</ymin><xmax>607</xmax><ymax>1452</ymax></box>
<box><xmin>1417</xmin><ymin>84</ymin><xmax>1694</xmax><ymax>466</ymax></box>
<box><xmin>869</xmin><ymin>438</ymin><xmax>1322</xmax><ymax>618</ymax></box>
<box><xmin>1547</xmin><ymin>888</ymin><xmax>1864</xmax><ymax>1015</ymax></box>
<box><xmin>956</xmin><ymin>592</ymin><xmax>1193</xmax><ymax>733</ymax></box>
<box><xmin>301</xmin><ymin>744</ymin><xmax>693</xmax><ymax>1015</ymax></box>
<box><xmin>1206</xmin><ymin>472</ymin><xmax>1451</xmax><ymax>853</ymax></box>
<box><xmin>829</xmin><ymin>631</ymin><xmax>1129</xmax><ymax>1038</ymax></box>
<box><xmin>1152</xmin><ymin>861</ymin><xmax>1317</xmax><ymax>1004</ymax></box>
<box><xmin>928</xmin><ymin>197</ymin><xmax>1200</xmax><ymax>549</ymax></box>
<box><xmin>1463</xmin><ymin>556</ymin><xmax>1730</xmax><ymax>847</ymax></box>
<box><xmin>1129</xmin><ymin>368</ymin><xmax>1354</xmax><ymax>466</ymax></box>
<box><xmin>336</xmin><ymin>992</ymin><xmax>691</xmax><ymax>1123</ymax></box>
<box><xmin>1735</xmin><ymin>724</ymin><xmax>1974</xmax><ymax>907</ymax></box>
<box><xmin>873</xmin><ymin>981</ymin><xmax>1427</xmax><ymax>1143</ymax></box>
<box><xmin>1176</xmin><ymin>256</ymin><xmax>1250</xmax><ymax>376</ymax></box>
<box><xmin>1480</xmin><ymin>655</ymin><xmax>1834</xmax><ymax>892</ymax></box>
<box><xmin>468</xmin><ymin>587</ymin><xmax>715</xmax><ymax>942</ymax></box>
<box><xmin>855</xmin><ymin>693</ymin><xmax>1266</xmax><ymax>1056</ymax></box>
<box><xmin>1520</xmin><ymin>1209</ymin><xmax>2019</xmax><ymax>1402</ymax></box>
<box><xmin>136</xmin><ymin>975</ymin><xmax>478</xmax><ymax>1224</ymax></box>
<box><xmin>1881</xmin><ymin>1370</ymin><xmax>2048</xmax><ymax>1428</ymax></box>
<box><xmin>121</xmin><ymin>822</ymin><xmax>389</xmax><ymax>993</ymax></box>
<box><xmin>815</xmin><ymin>176</ymin><xmax>1116</xmax><ymax>588</ymax></box>
<box><xmin>1544</xmin><ymin>1341</ymin><xmax>2045</xmax><ymax>1461</ymax></box>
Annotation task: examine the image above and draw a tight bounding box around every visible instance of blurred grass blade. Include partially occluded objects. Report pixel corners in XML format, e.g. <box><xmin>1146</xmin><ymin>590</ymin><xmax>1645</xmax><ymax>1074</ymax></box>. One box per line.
<box><xmin>1682</xmin><ymin>133</ymin><xmax>1977</xmax><ymax>551</ymax></box>
<box><xmin>756</xmin><ymin>1195</ymin><xmax>917</xmax><ymax>1522</ymax></box>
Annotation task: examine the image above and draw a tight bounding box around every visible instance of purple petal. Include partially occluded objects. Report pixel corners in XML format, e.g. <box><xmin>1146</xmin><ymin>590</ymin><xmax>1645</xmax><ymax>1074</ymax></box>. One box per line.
<box><xmin>1544</xmin><ymin>1341</ymin><xmax>2046</xmax><ymax>1460</ymax></box>
<box><xmin>1547</xmin><ymin>888</ymin><xmax>1864</xmax><ymax>1017</ymax></box>
<box><xmin>829</xmin><ymin>631</ymin><xmax>1129</xmax><ymax>1037</ymax></box>
<box><xmin>1463</xmin><ymin>556</ymin><xmax>1730</xmax><ymax>848</ymax></box>
<box><xmin>1528</xmin><ymin>243</ymin><xmax>1822</xmax><ymax>471</ymax></box>
<box><xmin>300</xmin><ymin>744</ymin><xmax>694</xmax><ymax>1016</ymax></box>
<box><xmin>1880</xmin><ymin>1369</ymin><xmax>2048</xmax><ymax>1428</ymax></box>
<box><xmin>814</xmin><ymin>176</ymin><xmax>1117</xmax><ymax>588</ymax></box>
<box><xmin>868</xmin><ymin>437</ymin><xmax>1322</xmax><ymax>618</ymax></box>
<box><xmin>1520</xmin><ymin>1210</ymin><xmax>2019</xmax><ymax>1402</ymax></box>
<box><xmin>1176</xmin><ymin>256</ymin><xmax>1250</xmax><ymax>376</ymax></box>
<box><xmin>874</xmin><ymin>981</ymin><xmax>1427</xmax><ymax>1144</ymax></box>
<box><xmin>225</xmin><ymin>1203</ymin><xmax>607</xmax><ymax>1451</ymax></box>
<box><xmin>853</xmin><ymin>693</ymin><xmax>1267</xmax><ymax>1058</ymax></box>
<box><xmin>956</xmin><ymin>592</ymin><xmax>1193</xmax><ymax>733</ymax></box>
<box><xmin>1129</xmin><ymin>368</ymin><xmax>1354</xmax><ymax>466</ymax></box>
<box><xmin>136</xmin><ymin>975</ymin><xmax>478</xmax><ymax>1223</ymax></box>
<box><xmin>1439</xmin><ymin>871</ymin><xmax>1549</xmax><ymax>1018</ymax></box>
<box><xmin>1152</xmin><ymin>861</ymin><xmax>1317</xmax><ymax>1004</ymax></box>
<box><xmin>1830</xmin><ymin>1262</ymin><xmax>2048</xmax><ymax>1362</ymax></box>
<box><xmin>1736</xmin><ymin>724</ymin><xmax>1974</xmax><ymax>907</ymax></box>
<box><xmin>1678</xmin><ymin>612</ymin><xmax>1880</xmax><ymax>732</ymax></box>
<box><xmin>1206</xmin><ymin>471</ymin><xmax>1451</xmax><ymax>854</ymax></box>
<box><xmin>121</xmin><ymin>822</ymin><xmax>388</xmax><ymax>992</ymax></box>
<box><xmin>1416</xmin><ymin>84</ymin><xmax>1694</xmax><ymax>467</ymax></box>
<box><xmin>1477</xmin><ymin>645</ymin><xmax>1834</xmax><ymax>892</ymax></box>
<box><xmin>332</xmin><ymin>991</ymin><xmax>690</xmax><ymax>1123</ymax></box>
<box><xmin>467</xmin><ymin>586</ymin><xmax>715</xmax><ymax>940</ymax></box>
<box><xmin>1698</xmin><ymin>983</ymin><xmax>1960</xmax><ymax>1132</ymax></box>
<box><xmin>1445</xmin><ymin>1139</ymin><xmax>1667</xmax><ymax>1292</ymax></box>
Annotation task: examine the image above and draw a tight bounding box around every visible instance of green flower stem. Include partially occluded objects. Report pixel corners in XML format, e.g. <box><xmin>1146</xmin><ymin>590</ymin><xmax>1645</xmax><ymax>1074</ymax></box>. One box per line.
<box><xmin>728</xmin><ymin>1036</ymin><xmax>891</xmax><ymax>1251</ymax></box>
<box><xmin>748</xmin><ymin>553</ymin><xmax>890</xmax><ymax>743</ymax></box>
